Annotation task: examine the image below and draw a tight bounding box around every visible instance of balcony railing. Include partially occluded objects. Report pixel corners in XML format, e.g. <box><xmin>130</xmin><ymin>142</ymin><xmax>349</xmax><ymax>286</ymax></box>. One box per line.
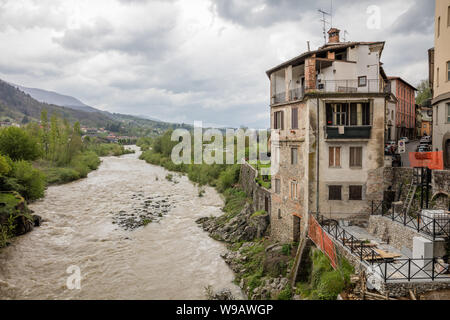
<box><xmin>312</xmin><ymin>79</ymin><xmax>382</xmax><ymax>93</ymax></box>
<box><xmin>319</xmin><ymin>216</ymin><xmax>450</xmax><ymax>283</ymax></box>
<box><xmin>370</xmin><ymin>201</ymin><xmax>450</xmax><ymax>240</ymax></box>
<box><xmin>325</xmin><ymin>126</ymin><xmax>372</xmax><ymax>139</ymax></box>
<box><xmin>272</xmin><ymin>92</ymin><xmax>286</xmax><ymax>104</ymax></box>
<box><xmin>289</xmin><ymin>87</ymin><xmax>304</xmax><ymax>101</ymax></box>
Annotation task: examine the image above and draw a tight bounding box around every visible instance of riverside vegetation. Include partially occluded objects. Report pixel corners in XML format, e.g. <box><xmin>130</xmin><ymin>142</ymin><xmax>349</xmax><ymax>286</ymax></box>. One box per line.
<box><xmin>0</xmin><ymin>110</ymin><xmax>133</xmax><ymax>247</ymax></box>
<box><xmin>138</xmin><ymin>130</ymin><xmax>354</xmax><ymax>300</ymax></box>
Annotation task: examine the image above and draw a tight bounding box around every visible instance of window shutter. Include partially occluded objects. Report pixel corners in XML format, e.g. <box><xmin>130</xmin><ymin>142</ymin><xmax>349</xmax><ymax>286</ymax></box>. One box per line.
<box><xmin>281</xmin><ymin>111</ymin><xmax>284</xmax><ymax>130</ymax></box>
<box><xmin>336</xmin><ymin>147</ymin><xmax>341</xmax><ymax>166</ymax></box>
<box><xmin>329</xmin><ymin>147</ymin><xmax>334</xmax><ymax>167</ymax></box>
<box><xmin>292</xmin><ymin>108</ymin><xmax>298</xmax><ymax>129</ymax></box>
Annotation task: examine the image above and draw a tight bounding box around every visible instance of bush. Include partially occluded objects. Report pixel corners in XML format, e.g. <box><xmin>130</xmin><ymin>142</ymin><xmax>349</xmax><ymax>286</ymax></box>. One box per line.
<box><xmin>217</xmin><ymin>165</ymin><xmax>240</xmax><ymax>193</ymax></box>
<box><xmin>316</xmin><ymin>271</ymin><xmax>345</xmax><ymax>300</ymax></box>
<box><xmin>277</xmin><ymin>285</ymin><xmax>293</xmax><ymax>300</ymax></box>
<box><xmin>0</xmin><ymin>154</ymin><xmax>11</xmax><ymax>175</ymax></box>
<box><xmin>0</xmin><ymin>127</ymin><xmax>41</xmax><ymax>161</ymax></box>
<box><xmin>12</xmin><ymin>160</ymin><xmax>46</xmax><ymax>200</ymax></box>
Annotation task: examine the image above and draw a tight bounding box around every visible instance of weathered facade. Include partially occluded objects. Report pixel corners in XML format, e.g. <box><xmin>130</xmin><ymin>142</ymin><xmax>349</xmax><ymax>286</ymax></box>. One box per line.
<box><xmin>267</xmin><ymin>29</ymin><xmax>394</xmax><ymax>242</ymax></box>
<box><xmin>388</xmin><ymin>77</ymin><xmax>417</xmax><ymax>140</ymax></box>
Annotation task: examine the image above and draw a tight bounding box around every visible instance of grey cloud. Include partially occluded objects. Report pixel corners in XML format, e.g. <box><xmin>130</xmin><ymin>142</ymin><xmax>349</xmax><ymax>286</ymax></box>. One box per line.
<box><xmin>390</xmin><ymin>0</ymin><xmax>435</xmax><ymax>35</ymax></box>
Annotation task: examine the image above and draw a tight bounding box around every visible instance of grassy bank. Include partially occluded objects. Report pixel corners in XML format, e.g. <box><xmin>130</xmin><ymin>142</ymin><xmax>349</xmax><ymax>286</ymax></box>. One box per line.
<box><xmin>0</xmin><ymin>112</ymin><xmax>136</xmax><ymax>247</ymax></box>
<box><xmin>138</xmin><ymin>131</ymin><xmax>241</xmax><ymax>192</ymax></box>
<box><xmin>34</xmin><ymin>144</ymin><xmax>134</xmax><ymax>185</ymax></box>
<box><xmin>295</xmin><ymin>248</ymin><xmax>354</xmax><ymax>300</ymax></box>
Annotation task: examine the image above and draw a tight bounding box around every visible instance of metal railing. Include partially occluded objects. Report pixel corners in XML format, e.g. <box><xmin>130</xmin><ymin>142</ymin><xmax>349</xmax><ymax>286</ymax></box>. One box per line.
<box><xmin>372</xmin><ymin>258</ymin><xmax>450</xmax><ymax>282</ymax></box>
<box><xmin>272</xmin><ymin>92</ymin><xmax>286</xmax><ymax>104</ymax></box>
<box><xmin>289</xmin><ymin>87</ymin><xmax>304</xmax><ymax>101</ymax></box>
<box><xmin>312</xmin><ymin>79</ymin><xmax>382</xmax><ymax>93</ymax></box>
<box><xmin>370</xmin><ymin>201</ymin><xmax>450</xmax><ymax>240</ymax></box>
<box><xmin>318</xmin><ymin>216</ymin><xmax>450</xmax><ymax>283</ymax></box>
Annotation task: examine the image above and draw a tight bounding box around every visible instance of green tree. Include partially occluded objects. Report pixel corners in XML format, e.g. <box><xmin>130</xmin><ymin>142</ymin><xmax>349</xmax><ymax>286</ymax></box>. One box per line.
<box><xmin>416</xmin><ymin>80</ymin><xmax>432</xmax><ymax>107</ymax></box>
<box><xmin>68</xmin><ymin>122</ymin><xmax>82</xmax><ymax>161</ymax></box>
<box><xmin>40</xmin><ymin>109</ymin><xmax>49</xmax><ymax>157</ymax></box>
<box><xmin>21</xmin><ymin>115</ymin><xmax>29</xmax><ymax>124</ymax></box>
<box><xmin>49</xmin><ymin>114</ymin><xmax>60</xmax><ymax>162</ymax></box>
<box><xmin>0</xmin><ymin>127</ymin><xmax>41</xmax><ymax>161</ymax></box>
<box><xmin>12</xmin><ymin>160</ymin><xmax>46</xmax><ymax>200</ymax></box>
<box><xmin>0</xmin><ymin>154</ymin><xmax>11</xmax><ymax>176</ymax></box>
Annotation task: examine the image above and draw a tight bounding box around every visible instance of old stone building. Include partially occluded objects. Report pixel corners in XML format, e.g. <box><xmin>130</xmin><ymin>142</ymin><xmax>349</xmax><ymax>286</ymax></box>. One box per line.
<box><xmin>267</xmin><ymin>28</ymin><xmax>396</xmax><ymax>242</ymax></box>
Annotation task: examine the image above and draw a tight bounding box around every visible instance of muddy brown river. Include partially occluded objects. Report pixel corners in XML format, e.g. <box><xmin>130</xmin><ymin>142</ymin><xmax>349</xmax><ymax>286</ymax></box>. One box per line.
<box><xmin>0</xmin><ymin>147</ymin><xmax>243</xmax><ymax>300</ymax></box>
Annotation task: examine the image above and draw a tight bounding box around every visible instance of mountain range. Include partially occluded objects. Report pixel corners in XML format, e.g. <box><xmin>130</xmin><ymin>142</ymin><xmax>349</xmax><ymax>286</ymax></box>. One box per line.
<box><xmin>0</xmin><ymin>78</ymin><xmax>191</xmax><ymax>136</ymax></box>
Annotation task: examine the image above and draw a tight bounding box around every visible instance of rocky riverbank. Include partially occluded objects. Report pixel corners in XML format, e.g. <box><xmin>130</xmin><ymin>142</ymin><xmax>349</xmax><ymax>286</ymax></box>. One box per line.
<box><xmin>196</xmin><ymin>190</ymin><xmax>296</xmax><ymax>300</ymax></box>
<box><xmin>0</xmin><ymin>192</ymin><xmax>42</xmax><ymax>247</ymax></box>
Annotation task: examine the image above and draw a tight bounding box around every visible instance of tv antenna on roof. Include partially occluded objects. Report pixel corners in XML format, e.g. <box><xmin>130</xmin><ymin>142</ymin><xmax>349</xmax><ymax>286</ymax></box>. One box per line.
<box><xmin>343</xmin><ymin>30</ymin><xmax>349</xmax><ymax>42</ymax></box>
<box><xmin>318</xmin><ymin>8</ymin><xmax>331</xmax><ymax>44</ymax></box>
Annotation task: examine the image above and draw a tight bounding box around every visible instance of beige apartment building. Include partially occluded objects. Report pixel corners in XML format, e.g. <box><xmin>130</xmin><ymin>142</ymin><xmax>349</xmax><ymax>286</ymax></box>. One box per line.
<box><xmin>267</xmin><ymin>29</ymin><xmax>395</xmax><ymax>242</ymax></box>
<box><xmin>431</xmin><ymin>0</ymin><xmax>450</xmax><ymax>168</ymax></box>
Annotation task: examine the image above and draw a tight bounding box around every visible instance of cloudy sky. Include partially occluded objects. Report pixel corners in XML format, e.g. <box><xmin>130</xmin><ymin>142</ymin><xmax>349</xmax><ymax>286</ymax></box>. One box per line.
<box><xmin>0</xmin><ymin>0</ymin><xmax>435</xmax><ymax>128</ymax></box>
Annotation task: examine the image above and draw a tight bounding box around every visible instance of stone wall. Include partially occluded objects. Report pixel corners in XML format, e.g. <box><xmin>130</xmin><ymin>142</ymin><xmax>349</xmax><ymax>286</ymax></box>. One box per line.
<box><xmin>367</xmin><ymin>215</ymin><xmax>422</xmax><ymax>252</ymax></box>
<box><xmin>366</xmin><ymin>167</ymin><xmax>449</xmax><ymax>208</ymax></box>
<box><xmin>239</xmin><ymin>162</ymin><xmax>272</xmax><ymax>216</ymax></box>
<box><xmin>382</xmin><ymin>281</ymin><xmax>450</xmax><ymax>298</ymax></box>
<box><xmin>432</xmin><ymin>170</ymin><xmax>450</xmax><ymax>197</ymax></box>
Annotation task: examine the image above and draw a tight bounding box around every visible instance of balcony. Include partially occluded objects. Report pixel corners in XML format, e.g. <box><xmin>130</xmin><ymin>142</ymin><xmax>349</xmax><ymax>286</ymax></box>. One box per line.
<box><xmin>325</xmin><ymin>126</ymin><xmax>372</xmax><ymax>140</ymax></box>
<box><xmin>313</xmin><ymin>79</ymin><xmax>382</xmax><ymax>94</ymax></box>
<box><xmin>289</xmin><ymin>87</ymin><xmax>304</xmax><ymax>101</ymax></box>
<box><xmin>272</xmin><ymin>87</ymin><xmax>305</xmax><ymax>105</ymax></box>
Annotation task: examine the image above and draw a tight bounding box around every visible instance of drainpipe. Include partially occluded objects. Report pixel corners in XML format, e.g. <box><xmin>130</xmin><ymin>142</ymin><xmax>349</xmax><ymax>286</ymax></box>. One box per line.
<box><xmin>316</xmin><ymin>97</ymin><xmax>320</xmax><ymax>220</ymax></box>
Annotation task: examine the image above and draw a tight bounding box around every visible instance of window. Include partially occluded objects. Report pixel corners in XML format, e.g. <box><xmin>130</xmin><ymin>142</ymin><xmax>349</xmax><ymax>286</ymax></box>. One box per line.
<box><xmin>447</xmin><ymin>61</ymin><xmax>450</xmax><ymax>82</ymax></box>
<box><xmin>447</xmin><ymin>104</ymin><xmax>450</xmax><ymax>123</ymax></box>
<box><xmin>329</xmin><ymin>147</ymin><xmax>341</xmax><ymax>167</ymax></box>
<box><xmin>326</xmin><ymin>103</ymin><xmax>347</xmax><ymax>125</ymax></box>
<box><xmin>274</xmin><ymin>111</ymin><xmax>284</xmax><ymax>129</ymax></box>
<box><xmin>349</xmin><ymin>147</ymin><xmax>363</xmax><ymax>168</ymax></box>
<box><xmin>349</xmin><ymin>186</ymin><xmax>363</xmax><ymax>200</ymax></box>
<box><xmin>358</xmin><ymin>76</ymin><xmax>367</xmax><ymax>87</ymax></box>
<box><xmin>438</xmin><ymin>16</ymin><xmax>441</xmax><ymax>37</ymax></box>
<box><xmin>448</xmin><ymin>6</ymin><xmax>450</xmax><ymax>27</ymax></box>
<box><xmin>437</xmin><ymin>68</ymin><xmax>440</xmax><ymax>87</ymax></box>
<box><xmin>329</xmin><ymin>186</ymin><xmax>342</xmax><ymax>200</ymax></box>
<box><xmin>278</xmin><ymin>209</ymin><xmax>282</xmax><ymax>219</ymax></box>
<box><xmin>291</xmin><ymin>107</ymin><xmax>298</xmax><ymax>129</ymax></box>
<box><xmin>290</xmin><ymin>181</ymin><xmax>298</xmax><ymax>200</ymax></box>
<box><xmin>274</xmin><ymin>179</ymin><xmax>281</xmax><ymax>194</ymax></box>
<box><xmin>291</xmin><ymin>148</ymin><xmax>298</xmax><ymax>165</ymax></box>
<box><xmin>327</xmin><ymin>103</ymin><xmax>371</xmax><ymax>126</ymax></box>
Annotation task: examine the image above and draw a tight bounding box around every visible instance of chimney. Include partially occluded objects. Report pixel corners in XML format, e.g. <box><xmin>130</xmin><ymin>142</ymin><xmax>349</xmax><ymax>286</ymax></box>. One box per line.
<box><xmin>327</xmin><ymin>28</ymin><xmax>340</xmax><ymax>44</ymax></box>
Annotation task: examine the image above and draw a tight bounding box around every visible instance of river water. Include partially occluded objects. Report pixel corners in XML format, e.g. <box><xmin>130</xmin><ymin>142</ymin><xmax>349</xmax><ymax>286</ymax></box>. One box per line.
<box><xmin>0</xmin><ymin>147</ymin><xmax>242</xmax><ymax>300</ymax></box>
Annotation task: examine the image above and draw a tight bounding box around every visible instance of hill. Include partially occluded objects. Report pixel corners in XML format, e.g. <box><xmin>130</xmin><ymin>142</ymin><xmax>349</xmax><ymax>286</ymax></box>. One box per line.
<box><xmin>12</xmin><ymin>84</ymin><xmax>100</xmax><ymax>113</ymax></box>
<box><xmin>0</xmin><ymin>79</ymin><xmax>191</xmax><ymax>136</ymax></box>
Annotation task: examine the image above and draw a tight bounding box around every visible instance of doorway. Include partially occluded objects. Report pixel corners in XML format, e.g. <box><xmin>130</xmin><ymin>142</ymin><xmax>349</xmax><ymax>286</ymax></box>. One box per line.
<box><xmin>293</xmin><ymin>215</ymin><xmax>301</xmax><ymax>242</ymax></box>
